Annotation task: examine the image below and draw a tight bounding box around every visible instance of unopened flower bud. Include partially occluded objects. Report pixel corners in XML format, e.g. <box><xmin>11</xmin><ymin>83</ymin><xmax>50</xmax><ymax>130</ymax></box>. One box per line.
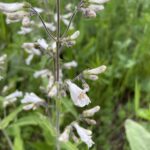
<box><xmin>70</xmin><ymin>31</ymin><xmax>80</xmax><ymax>40</ymax></box>
<box><xmin>84</xmin><ymin>65</ymin><xmax>107</xmax><ymax>75</ymax></box>
<box><xmin>85</xmin><ymin>118</ymin><xmax>97</xmax><ymax>125</ymax></box>
<box><xmin>82</xmin><ymin>106</ymin><xmax>100</xmax><ymax>117</ymax></box>
<box><xmin>63</xmin><ymin>60</ymin><xmax>78</xmax><ymax>69</ymax></box>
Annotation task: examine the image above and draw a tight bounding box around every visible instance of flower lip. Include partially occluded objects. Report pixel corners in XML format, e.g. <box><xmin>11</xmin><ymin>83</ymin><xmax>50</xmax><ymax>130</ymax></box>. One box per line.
<box><xmin>66</xmin><ymin>80</ymin><xmax>91</xmax><ymax>107</ymax></box>
<box><xmin>73</xmin><ymin>122</ymin><xmax>94</xmax><ymax>148</ymax></box>
<box><xmin>21</xmin><ymin>92</ymin><xmax>45</xmax><ymax>110</ymax></box>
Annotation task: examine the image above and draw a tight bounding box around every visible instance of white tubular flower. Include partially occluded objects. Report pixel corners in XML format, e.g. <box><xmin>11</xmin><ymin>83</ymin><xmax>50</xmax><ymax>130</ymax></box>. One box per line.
<box><xmin>23</xmin><ymin>43</ymin><xmax>36</xmax><ymax>53</ymax></box>
<box><xmin>66</xmin><ymin>80</ymin><xmax>91</xmax><ymax>107</ymax></box>
<box><xmin>21</xmin><ymin>93</ymin><xmax>45</xmax><ymax>110</ymax></box>
<box><xmin>52</xmin><ymin>42</ymin><xmax>57</xmax><ymax>52</ymax></box>
<box><xmin>18</xmin><ymin>27</ymin><xmax>32</xmax><ymax>35</ymax></box>
<box><xmin>80</xmin><ymin>0</ymin><xmax>109</xmax><ymax>18</ymax></box>
<box><xmin>84</xmin><ymin>65</ymin><xmax>107</xmax><ymax>75</ymax></box>
<box><xmin>33</xmin><ymin>7</ymin><xmax>43</xmax><ymax>13</ymax></box>
<box><xmin>81</xmin><ymin>8</ymin><xmax>96</xmax><ymax>18</ymax></box>
<box><xmin>22</xmin><ymin>16</ymin><xmax>31</xmax><ymax>27</ymax></box>
<box><xmin>5</xmin><ymin>11</ymin><xmax>29</xmax><ymax>22</ymax></box>
<box><xmin>54</xmin><ymin>13</ymin><xmax>74</xmax><ymax>29</ymax></box>
<box><xmin>82</xmin><ymin>106</ymin><xmax>100</xmax><ymax>117</ymax></box>
<box><xmin>22</xmin><ymin>103</ymin><xmax>35</xmax><ymax>110</ymax></box>
<box><xmin>48</xmin><ymin>84</ymin><xmax>57</xmax><ymax>98</ymax></box>
<box><xmin>38</xmin><ymin>22</ymin><xmax>56</xmax><ymax>32</ymax></box>
<box><xmin>33</xmin><ymin>69</ymin><xmax>50</xmax><ymax>78</ymax></box>
<box><xmin>73</xmin><ymin>122</ymin><xmax>94</xmax><ymax>148</ymax></box>
<box><xmin>89</xmin><ymin>0</ymin><xmax>109</xmax><ymax>4</ymax></box>
<box><xmin>0</xmin><ymin>2</ymin><xmax>30</xmax><ymax>13</ymax></box>
<box><xmin>3</xmin><ymin>90</ymin><xmax>23</xmax><ymax>108</ymax></box>
<box><xmin>0</xmin><ymin>76</ymin><xmax>3</xmax><ymax>80</ymax></box>
<box><xmin>62</xmin><ymin>12</ymin><xmax>73</xmax><ymax>19</ymax></box>
<box><xmin>0</xmin><ymin>54</ymin><xmax>7</xmax><ymax>66</ymax></box>
<box><xmin>89</xmin><ymin>4</ymin><xmax>104</xmax><ymax>12</ymax></box>
<box><xmin>6</xmin><ymin>18</ymin><xmax>20</xmax><ymax>24</ymax></box>
<box><xmin>62</xmin><ymin>18</ymin><xmax>74</xmax><ymax>29</ymax></box>
<box><xmin>47</xmin><ymin>75</ymin><xmax>54</xmax><ymax>89</ymax></box>
<box><xmin>65</xmin><ymin>3</ymin><xmax>73</xmax><ymax>11</ymax></box>
<box><xmin>70</xmin><ymin>31</ymin><xmax>80</xmax><ymax>40</ymax></box>
<box><xmin>59</xmin><ymin>125</ymin><xmax>72</xmax><ymax>142</ymax></box>
<box><xmin>63</xmin><ymin>60</ymin><xmax>78</xmax><ymax>69</ymax></box>
<box><xmin>22</xmin><ymin>43</ymin><xmax>34</xmax><ymax>50</ymax></box>
<box><xmin>37</xmin><ymin>39</ymin><xmax>48</xmax><ymax>50</ymax></box>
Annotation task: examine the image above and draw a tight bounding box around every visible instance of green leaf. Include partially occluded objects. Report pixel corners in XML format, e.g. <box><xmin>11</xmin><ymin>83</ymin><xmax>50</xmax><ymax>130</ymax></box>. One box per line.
<box><xmin>61</xmin><ymin>97</ymin><xmax>78</xmax><ymax>118</ymax></box>
<box><xmin>11</xmin><ymin>112</ymin><xmax>56</xmax><ymax>137</ymax></box>
<box><xmin>0</xmin><ymin>106</ymin><xmax>22</xmax><ymax>130</ymax></box>
<box><xmin>61</xmin><ymin>142</ymin><xmax>78</xmax><ymax>150</ymax></box>
<box><xmin>125</xmin><ymin>119</ymin><xmax>150</xmax><ymax>150</ymax></box>
<box><xmin>134</xmin><ymin>80</ymin><xmax>140</xmax><ymax>114</ymax></box>
<box><xmin>137</xmin><ymin>109</ymin><xmax>150</xmax><ymax>121</ymax></box>
<box><xmin>13</xmin><ymin>126</ymin><xmax>24</xmax><ymax>150</ymax></box>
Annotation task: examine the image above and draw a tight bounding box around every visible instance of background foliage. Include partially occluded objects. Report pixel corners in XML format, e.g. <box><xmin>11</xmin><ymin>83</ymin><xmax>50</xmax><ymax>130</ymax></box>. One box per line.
<box><xmin>0</xmin><ymin>0</ymin><xmax>150</xmax><ymax>149</ymax></box>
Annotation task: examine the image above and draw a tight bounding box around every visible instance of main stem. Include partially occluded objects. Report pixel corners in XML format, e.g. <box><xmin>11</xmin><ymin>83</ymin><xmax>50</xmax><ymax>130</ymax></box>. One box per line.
<box><xmin>56</xmin><ymin>0</ymin><xmax>60</xmax><ymax>149</ymax></box>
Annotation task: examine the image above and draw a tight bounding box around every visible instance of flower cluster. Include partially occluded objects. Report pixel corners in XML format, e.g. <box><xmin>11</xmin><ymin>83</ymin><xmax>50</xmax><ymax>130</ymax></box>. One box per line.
<box><xmin>0</xmin><ymin>2</ymin><xmax>44</xmax><ymax>35</ymax></box>
<box><xmin>22</xmin><ymin>38</ymin><xmax>50</xmax><ymax>65</ymax></box>
<box><xmin>0</xmin><ymin>1</ymin><xmax>109</xmax><ymax>149</ymax></box>
<box><xmin>21</xmin><ymin>92</ymin><xmax>45</xmax><ymax>110</ymax></box>
<box><xmin>79</xmin><ymin>0</ymin><xmax>109</xmax><ymax>18</ymax></box>
<box><xmin>62</xmin><ymin>31</ymin><xmax>80</xmax><ymax>47</ymax></box>
<box><xmin>3</xmin><ymin>90</ymin><xmax>23</xmax><ymax>108</ymax></box>
<box><xmin>59</xmin><ymin>106</ymin><xmax>100</xmax><ymax>148</ymax></box>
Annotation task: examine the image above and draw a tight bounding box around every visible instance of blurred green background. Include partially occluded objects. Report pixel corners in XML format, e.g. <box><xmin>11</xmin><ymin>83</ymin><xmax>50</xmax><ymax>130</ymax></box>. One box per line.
<box><xmin>0</xmin><ymin>0</ymin><xmax>150</xmax><ymax>150</ymax></box>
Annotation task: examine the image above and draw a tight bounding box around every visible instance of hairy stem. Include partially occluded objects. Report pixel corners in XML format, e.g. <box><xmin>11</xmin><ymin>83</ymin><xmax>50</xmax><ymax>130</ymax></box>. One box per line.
<box><xmin>61</xmin><ymin>9</ymin><xmax>78</xmax><ymax>38</ymax></box>
<box><xmin>31</xmin><ymin>7</ymin><xmax>56</xmax><ymax>41</ymax></box>
<box><xmin>56</xmin><ymin>0</ymin><xmax>61</xmax><ymax>149</ymax></box>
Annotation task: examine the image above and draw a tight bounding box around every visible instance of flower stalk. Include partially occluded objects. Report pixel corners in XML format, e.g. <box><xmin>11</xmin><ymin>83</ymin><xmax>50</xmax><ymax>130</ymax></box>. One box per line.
<box><xmin>56</xmin><ymin>0</ymin><xmax>61</xmax><ymax>149</ymax></box>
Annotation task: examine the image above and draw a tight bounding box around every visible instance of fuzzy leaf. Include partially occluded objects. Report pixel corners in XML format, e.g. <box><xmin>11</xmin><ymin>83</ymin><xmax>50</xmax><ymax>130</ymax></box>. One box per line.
<box><xmin>125</xmin><ymin>119</ymin><xmax>150</xmax><ymax>150</ymax></box>
<box><xmin>0</xmin><ymin>106</ymin><xmax>22</xmax><ymax>130</ymax></box>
